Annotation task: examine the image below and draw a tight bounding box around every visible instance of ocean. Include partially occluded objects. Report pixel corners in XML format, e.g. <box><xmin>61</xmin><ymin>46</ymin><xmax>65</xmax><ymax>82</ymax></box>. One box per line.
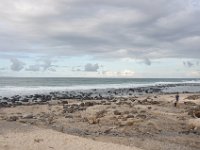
<box><xmin>0</xmin><ymin>77</ymin><xmax>200</xmax><ymax>97</ymax></box>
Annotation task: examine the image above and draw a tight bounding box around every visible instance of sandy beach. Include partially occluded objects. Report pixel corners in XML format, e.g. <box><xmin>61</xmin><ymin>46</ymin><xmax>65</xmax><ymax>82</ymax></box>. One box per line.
<box><xmin>1</xmin><ymin>93</ymin><xmax>200</xmax><ymax>150</ymax></box>
<box><xmin>1</xmin><ymin>0</ymin><xmax>200</xmax><ymax>149</ymax></box>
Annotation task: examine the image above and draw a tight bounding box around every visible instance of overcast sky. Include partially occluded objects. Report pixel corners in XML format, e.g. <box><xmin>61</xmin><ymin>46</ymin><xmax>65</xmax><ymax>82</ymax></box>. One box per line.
<box><xmin>0</xmin><ymin>0</ymin><xmax>200</xmax><ymax>77</ymax></box>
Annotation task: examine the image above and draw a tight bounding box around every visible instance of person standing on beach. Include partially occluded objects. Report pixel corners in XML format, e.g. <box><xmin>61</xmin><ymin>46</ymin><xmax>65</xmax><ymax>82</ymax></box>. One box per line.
<box><xmin>174</xmin><ymin>92</ymin><xmax>179</xmax><ymax>107</ymax></box>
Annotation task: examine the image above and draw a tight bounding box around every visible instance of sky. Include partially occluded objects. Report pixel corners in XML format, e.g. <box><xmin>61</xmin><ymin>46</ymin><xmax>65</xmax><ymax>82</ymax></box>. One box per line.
<box><xmin>0</xmin><ymin>0</ymin><xmax>200</xmax><ymax>78</ymax></box>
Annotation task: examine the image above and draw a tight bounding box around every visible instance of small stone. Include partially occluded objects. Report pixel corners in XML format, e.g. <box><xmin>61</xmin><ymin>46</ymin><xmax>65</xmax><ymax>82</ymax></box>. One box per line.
<box><xmin>22</xmin><ymin>114</ymin><xmax>33</xmax><ymax>119</ymax></box>
<box><xmin>136</xmin><ymin>114</ymin><xmax>147</xmax><ymax>119</ymax></box>
<box><xmin>85</xmin><ymin>102</ymin><xmax>94</xmax><ymax>107</ymax></box>
<box><xmin>114</xmin><ymin>110</ymin><xmax>121</xmax><ymax>115</ymax></box>
<box><xmin>123</xmin><ymin>111</ymin><xmax>130</xmax><ymax>114</ymax></box>
<box><xmin>62</xmin><ymin>100</ymin><xmax>68</xmax><ymax>105</ymax></box>
<box><xmin>126</xmin><ymin>114</ymin><xmax>134</xmax><ymax>118</ymax></box>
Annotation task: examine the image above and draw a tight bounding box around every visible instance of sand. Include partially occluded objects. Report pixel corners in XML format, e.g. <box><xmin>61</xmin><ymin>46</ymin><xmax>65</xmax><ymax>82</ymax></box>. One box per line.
<box><xmin>0</xmin><ymin>121</ymin><xmax>140</xmax><ymax>150</ymax></box>
<box><xmin>1</xmin><ymin>93</ymin><xmax>200</xmax><ymax>150</ymax></box>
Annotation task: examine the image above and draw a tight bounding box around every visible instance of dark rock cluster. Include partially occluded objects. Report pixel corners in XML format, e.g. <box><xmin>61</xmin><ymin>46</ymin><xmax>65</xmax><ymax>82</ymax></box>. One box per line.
<box><xmin>0</xmin><ymin>86</ymin><xmax>162</xmax><ymax>107</ymax></box>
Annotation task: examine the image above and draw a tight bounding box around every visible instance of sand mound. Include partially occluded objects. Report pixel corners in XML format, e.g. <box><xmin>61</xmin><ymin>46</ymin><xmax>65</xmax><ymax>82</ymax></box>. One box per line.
<box><xmin>0</xmin><ymin>126</ymin><xmax>141</xmax><ymax>150</ymax></box>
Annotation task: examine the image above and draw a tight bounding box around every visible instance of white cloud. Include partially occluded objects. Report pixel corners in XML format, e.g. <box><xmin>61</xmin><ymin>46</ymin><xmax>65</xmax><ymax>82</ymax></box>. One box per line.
<box><xmin>102</xmin><ymin>70</ymin><xmax>135</xmax><ymax>77</ymax></box>
<box><xmin>186</xmin><ymin>70</ymin><xmax>200</xmax><ymax>77</ymax></box>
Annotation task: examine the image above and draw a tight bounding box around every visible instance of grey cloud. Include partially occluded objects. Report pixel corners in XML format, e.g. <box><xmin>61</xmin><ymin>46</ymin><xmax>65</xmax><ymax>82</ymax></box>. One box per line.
<box><xmin>10</xmin><ymin>58</ymin><xmax>25</xmax><ymax>71</ymax></box>
<box><xmin>48</xmin><ymin>68</ymin><xmax>56</xmax><ymax>72</ymax></box>
<box><xmin>42</xmin><ymin>59</ymin><xmax>54</xmax><ymax>71</ymax></box>
<box><xmin>72</xmin><ymin>68</ymin><xmax>81</xmax><ymax>72</ymax></box>
<box><xmin>144</xmin><ymin>58</ymin><xmax>151</xmax><ymax>66</ymax></box>
<box><xmin>26</xmin><ymin>59</ymin><xmax>56</xmax><ymax>72</ymax></box>
<box><xmin>72</xmin><ymin>66</ymin><xmax>82</xmax><ymax>72</ymax></box>
<box><xmin>183</xmin><ymin>60</ymin><xmax>200</xmax><ymax>68</ymax></box>
<box><xmin>84</xmin><ymin>63</ymin><xmax>99</xmax><ymax>72</ymax></box>
<box><xmin>0</xmin><ymin>0</ymin><xmax>200</xmax><ymax>60</ymax></box>
<box><xmin>26</xmin><ymin>64</ymin><xmax>40</xmax><ymax>71</ymax></box>
<box><xmin>0</xmin><ymin>68</ymin><xmax>6</xmax><ymax>70</ymax></box>
<box><xmin>183</xmin><ymin>61</ymin><xmax>194</xmax><ymax>68</ymax></box>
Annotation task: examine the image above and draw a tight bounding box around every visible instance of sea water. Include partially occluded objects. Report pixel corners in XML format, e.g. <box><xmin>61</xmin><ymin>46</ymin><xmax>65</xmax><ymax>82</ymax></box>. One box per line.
<box><xmin>0</xmin><ymin>77</ymin><xmax>200</xmax><ymax>97</ymax></box>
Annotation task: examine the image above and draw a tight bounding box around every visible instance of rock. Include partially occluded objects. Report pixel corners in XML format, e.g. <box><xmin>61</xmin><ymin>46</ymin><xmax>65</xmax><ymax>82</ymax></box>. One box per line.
<box><xmin>104</xmin><ymin>102</ymin><xmax>111</xmax><ymax>105</ymax></box>
<box><xmin>116</xmin><ymin>102</ymin><xmax>122</xmax><ymax>105</ymax></box>
<box><xmin>84</xmin><ymin>102</ymin><xmax>94</xmax><ymax>107</ymax></box>
<box><xmin>131</xmin><ymin>110</ymin><xmax>138</xmax><ymax>114</ymax></box>
<box><xmin>95</xmin><ymin>110</ymin><xmax>107</xmax><ymax>118</ymax></box>
<box><xmin>65</xmin><ymin>107</ymin><xmax>74</xmax><ymax>113</ymax></box>
<box><xmin>186</xmin><ymin>95</ymin><xmax>200</xmax><ymax>100</ymax></box>
<box><xmin>87</xmin><ymin>117</ymin><xmax>99</xmax><ymax>124</ymax></box>
<box><xmin>62</xmin><ymin>101</ymin><xmax>68</xmax><ymax>105</ymax></box>
<box><xmin>21</xmin><ymin>98</ymin><xmax>29</xmax><ymax>102</ymax></box>
<box><xmin>188</xmin><ymin>106</ymin><xmax>200</xmax><ymax>118</ymax></box>
<box><xmin>63</xmin><ymin>104</ymin><xmax>80</xmax><ymax>113</ymax></box>
<box><xmin>22</xmin><ymin>114</ymin><xmax>33</xmax><ymax>119</ymax></box>
<box><xmin>126</xmin><ymin>114</ymin><xmax>135</xmax><ymax>118</ymax></box>
<box><xmin>19</xmin><ymin>119</ymin><xmax>36</xmax><ymax>124</ymax></box>
<box><xmin>2</xmin><ymin>97</ymin><xmax>9</xmax><ymax>101</ymax></box>
<box><xmin>140</xmin><ymin>110</ymin><xmax>146</xmax><ymax>113</ymax></box>
<box><xmin>0</xmin><ymin>101</ymin><xmax>8</xmax><ymax>107</ymax></box>
<box><xmin>188</xmin><ymin>118</ymin><xmax>200</xmax><ymax>133</ymax></box>
<box><xmin>194</xmin><ymin>110</ymin><xmax>200</xmax><ymax>118</ymax></box>
<box><xmin>111</xmin><ymin>99</ymin><xmax>117</xmax><ymax>103</ymax></box>
<box><xmin>136</xmin><ymin>114</ymin><xmax>147</xmax><ymax>119</ymax></box>
<box><xmin>65</xmin><ymin>114</ymin><xmax>73</xmax><ymax>118</ymax></box>
<box><xmin>150</xmin><ymin>101</ymin><xmax>160</xmax><ymax>105</ymax></box>
<box><xmin>123</xmin><ymin>111</ymin><xmax>130</xmax><ymax>115</ymax></box>
<box><xmin>103</xmin><ymin>128</ymin><xmax>113</xmax><ymax>134</ymax></box>
<box><xmin>125</xmin><ymin>120</ymin><xmax>135</xmax><ymax>126</ymax></box>
<box><xmin>184</xmin><ymin>101</ymin><xmax>197</xmax><ymax>106</ymax></box>
<box><xmin>7</xmin><ymin>116</ymin><xmax>19</xmax><ymax>121</ymax></box>
<box><xmin>80</xmin><ymin>102</ymin><xmax>85</xmax><ymax>107</ymax></box>
<box><xmin>114</xmin><ymin>110</ymin><xmax>121</xmax><ymax>115</ymax></box>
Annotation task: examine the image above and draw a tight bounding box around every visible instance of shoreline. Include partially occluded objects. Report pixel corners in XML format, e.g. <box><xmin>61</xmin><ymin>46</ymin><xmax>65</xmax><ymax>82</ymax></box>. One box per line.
<box><xmin>1</xmin><ymin>83</ymin><xmax>200</xmax><ymax>107</ymax></box>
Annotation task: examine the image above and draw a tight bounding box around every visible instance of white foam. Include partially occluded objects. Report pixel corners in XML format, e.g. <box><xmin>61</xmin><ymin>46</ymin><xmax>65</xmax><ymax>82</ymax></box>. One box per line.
<box><xmin>1</xmin><ymin>80</ymin><xmax>200</xmax><ymax>97</ymax></box>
